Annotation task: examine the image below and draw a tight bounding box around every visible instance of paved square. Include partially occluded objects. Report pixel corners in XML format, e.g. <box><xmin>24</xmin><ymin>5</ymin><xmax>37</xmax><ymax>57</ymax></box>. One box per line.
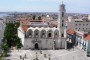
<box><xmin>6</xmin><ymin>47</ymin><xmax>90</xmax><ymax>60</ymax></box>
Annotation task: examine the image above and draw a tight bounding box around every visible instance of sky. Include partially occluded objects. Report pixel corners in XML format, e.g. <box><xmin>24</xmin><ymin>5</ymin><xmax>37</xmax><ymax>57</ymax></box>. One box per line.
<box><xmin>0</xmin><ymin>0</ymin><xmax>90</xmax><ymax>14</ymax></box>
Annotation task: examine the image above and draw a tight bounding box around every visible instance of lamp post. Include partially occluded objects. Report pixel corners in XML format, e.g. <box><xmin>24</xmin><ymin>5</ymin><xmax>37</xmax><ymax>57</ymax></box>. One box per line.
<box><xmin>35</xmin><ymin>52</ymin><xmax>38</xmax><ymax>60</ymax></box>
<box><xmin>53</xmin><ymin>40</ymin><xmax>55</xmax><ymax>50</ymax></box>
<box><xmin>48</xmin><ymin>54</ymin><xmax>51</xmax><ymax>60</ymax></box>
<box><xmin>46</xmin><ymin>40</ymin><xmax>47</xmax><ymax>49</ymax></box>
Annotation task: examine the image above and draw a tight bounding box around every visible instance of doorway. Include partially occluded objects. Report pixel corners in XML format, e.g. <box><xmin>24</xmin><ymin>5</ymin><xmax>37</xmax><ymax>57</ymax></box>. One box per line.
<box><xmin>35</xmin><ymin>43</ymin><xmax>39</xmax><ymax>49</ymax></box>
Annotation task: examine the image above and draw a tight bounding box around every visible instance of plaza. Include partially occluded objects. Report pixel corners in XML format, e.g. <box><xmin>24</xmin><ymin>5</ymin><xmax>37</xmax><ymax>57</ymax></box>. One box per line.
<box><xmin>5</xmin><ymin>47</ymin><xmax>90</xmax><ymax>60</ymax></box>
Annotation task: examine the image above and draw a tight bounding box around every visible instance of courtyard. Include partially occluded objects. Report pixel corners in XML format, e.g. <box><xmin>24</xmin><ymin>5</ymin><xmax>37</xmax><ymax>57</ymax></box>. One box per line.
<box><xmin>5</xmin><ymin>47</ymin><xmax>90</xmax><ymax>60</ymax></box>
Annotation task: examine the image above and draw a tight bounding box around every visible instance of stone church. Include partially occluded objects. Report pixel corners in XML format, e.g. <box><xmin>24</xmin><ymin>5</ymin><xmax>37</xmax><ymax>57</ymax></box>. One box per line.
<box><xmin>18</xmin><ymin>3</ymin><xmax>67</xmax><ymax>50</ymax></box>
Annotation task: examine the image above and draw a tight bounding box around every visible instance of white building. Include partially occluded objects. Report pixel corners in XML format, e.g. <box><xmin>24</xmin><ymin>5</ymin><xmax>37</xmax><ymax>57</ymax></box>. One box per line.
<box><xmin>18</xmin><ymin>3</ymin><xmax>67</xmax><ymax>50</ymax></box>
<box><xmin>67</xmin><ymin>16</ymin><xmax>90</xmax><ymax>33</ymax></box>
<box><xmin>76</xmin><ymin>31</ymin><xmax>90</xmax><ymax>52</ymax></box>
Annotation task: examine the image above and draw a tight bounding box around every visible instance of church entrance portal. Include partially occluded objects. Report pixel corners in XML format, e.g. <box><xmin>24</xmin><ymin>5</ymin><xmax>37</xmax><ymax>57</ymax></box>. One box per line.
<box><xmin>35</xmin><ymin>43</ymin><xmax>39</xmax><ymax>49</ymax></box>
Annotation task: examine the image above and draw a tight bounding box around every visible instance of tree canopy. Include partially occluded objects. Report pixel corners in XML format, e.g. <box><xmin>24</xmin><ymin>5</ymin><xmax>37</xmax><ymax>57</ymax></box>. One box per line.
<box><xmin>2</xmin><ymin>22</ymin><xmax>22</xmax><ymax>51</ymax></box>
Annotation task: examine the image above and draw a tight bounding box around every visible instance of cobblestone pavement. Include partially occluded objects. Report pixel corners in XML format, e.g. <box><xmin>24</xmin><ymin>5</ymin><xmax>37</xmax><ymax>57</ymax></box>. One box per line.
<box><xmin>5</xmin><ymin>47</ymin><xmax>90</xmax><ymax>60</ymax></box>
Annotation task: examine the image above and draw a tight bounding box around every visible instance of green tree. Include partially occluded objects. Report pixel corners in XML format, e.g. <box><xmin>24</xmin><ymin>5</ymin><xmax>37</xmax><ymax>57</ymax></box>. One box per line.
<box><xmin>14</xmin><ymin>22</ymin><xmax>20</xmax><ymax>34</ymax></box>
<box><xmin>1</xmin><ymin>42</ymin><xmax>9</xmax><ymax>56</ymax></box>
<box><xmin>2</xmin><ymin>22</ymin><xmax>22</xmax><ymax>48</ymax></box>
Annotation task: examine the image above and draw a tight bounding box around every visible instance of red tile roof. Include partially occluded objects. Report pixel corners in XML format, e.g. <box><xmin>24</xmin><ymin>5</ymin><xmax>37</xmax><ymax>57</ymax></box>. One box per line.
<box><xmin>21</xmin><ymin>26</ymin><xmax>28</xmax><ymax>32</ymax></box>
<box><xmin>84</xmin><ymin>34</ymin><xmax>90</xmax><ymax>41</ymax></box>
<box><xmin>67</xmin><ymin>29</ymin><xmax>75</xmax><ymax>35</ymax></box>
<box><xmin>20</xmin><ymin>20</ymin><xmax>28</xmax><ymax>32</ymax></box>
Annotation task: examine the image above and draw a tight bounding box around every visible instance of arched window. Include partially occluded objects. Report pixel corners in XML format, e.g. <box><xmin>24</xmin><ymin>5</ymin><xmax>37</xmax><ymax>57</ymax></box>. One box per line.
<box><xmin>47</xmin><ymin>30</ymin><xmax>52</xmax><ymax>38</ymax></box>
<box><xmin>41</xmin><ymin>30</ymin><xmax>46</xmax><ymax>38</ymax></box>
<box><xmin>26</xmin><ymin>29</ymin><xmax>33</xmax><ymax>38</ymax></box>
<box><xmin>48</xmin><ymin>33</ymin><xmax>51</xmax><ymax>37</ymax></box>
<box><xmin>61</xmin><ymin>33</ymin><xmax>64</xmax><ymax>37</ymax></box>
<box><xmin>54</xmin><ymin>30</ymin><xmax>59</xmax><ymax>38</ymax></box>
<box><xmin>62</xmin><ymin>24</ymin><xmax>63</xmax><ymax>27</ymax></box>
<box><xmin>62</xmin><ymin>12</ymin><xmax>64</xmax><ymax>17</ymax></box>
<box><xmin>34</xmin><ymin>29</ymin><xmax>39</xmax><ymax>38</ymax></box>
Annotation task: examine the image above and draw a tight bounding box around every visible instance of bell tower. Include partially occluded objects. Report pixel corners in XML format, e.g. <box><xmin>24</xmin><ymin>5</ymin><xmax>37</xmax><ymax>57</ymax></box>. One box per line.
<box><xmin>59</xmin><ymin>1</ymin><xmax>66</xmax><ymax>38</ymax></box>
<box><xmin>58</xmin><ymin>1</ymin><xmax>67</xmax><ymax>49</ymax></box>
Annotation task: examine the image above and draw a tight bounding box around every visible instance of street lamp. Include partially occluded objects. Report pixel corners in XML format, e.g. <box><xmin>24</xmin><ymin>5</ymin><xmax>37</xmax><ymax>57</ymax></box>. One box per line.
<box><xmin>35</xmin><ymin>52</ymin><xmax>38</xmax><ymax>60</ymax></box>
<box><xmin>53</xmin><ymin>40</ymin><xmax>55</xmax><ymax>50</ymax></box>
<box><xmin>48</xmin><ymin>54</ymin><xmax>51</xmax><ymax>60</ymax></box>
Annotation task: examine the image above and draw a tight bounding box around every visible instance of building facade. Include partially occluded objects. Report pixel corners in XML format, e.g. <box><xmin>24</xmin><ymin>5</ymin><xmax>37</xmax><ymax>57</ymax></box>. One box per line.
<box><xmin>66</xmin><ymin>29</ymin><xmax>76</xmax><ymax>49</ymax></box>
<box><xmin>67</xmin><ymin>16</ymin><xmax>90</xmax><ymax>33</ymax></box>
<box><xmin>18</xmin><ymin>3</ymin><xmax>67</xmax><ymax>50</ymax></box>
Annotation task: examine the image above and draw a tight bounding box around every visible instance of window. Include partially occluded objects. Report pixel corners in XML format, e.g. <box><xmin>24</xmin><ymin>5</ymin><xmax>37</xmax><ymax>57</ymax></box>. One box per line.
<box><xmin>41</xmin><ymin>32</ymin><xmax>45</xmax><ymax>38</ymax></box>
<box><xmin>41</xmin><ymin>30</ymin><xmax>46</xmax><ymax>38</ymax></box>
<box><xmin>62</xmin><ymin>12</ymin><xmax>64</xmax><ymax>17</ymax></box>
<box><xmin>55</xmin><ymin>33</ymin><xmax>58</xmax><ymax>38</ymax></box>
<box><xmin>34</xmin><ymin>30</ymin><xmax>39</xmax><ymax>38</ymax></box>
<box><xmin>62</xmin><ymin>20</ymin><xmax>64</xmax><ymax>22</ymax></box>
<box><xmin>85</xmin><ymin>43</ymin><xmax>86</xmax><ymax>47</ymax></box>
<box><xmin>79</xmin><ymin>24</ymin><xmax>81</xmax><ymax>25</ymax></box>
<box><xmin>29</xmin><ymin>30</ymin><xmax>33</xmax><ymax>38</ymax></box>
<box><xmin>8</xmin><ymin>21</ymin><xmax>10</xmax><ymax>23</ymax></box>
<box><xmin>26</xmin><ymin>30</ymin><xmax>33</xmax><ymax>38</ymax></box>
<box><xmin>48</xmin><ymin>30</ymin><xmax>52</xmax><ymax>38</ymax></box>
<box><xmin>61</xmin><ymin>33</ymin><xmax>64</xmax><ymax>37</ymax></box>
<box><xmin>35</xmin><ymin>32</ymin><xmax>38</xmax><ymax>37</ymax></box>
<box><xmin>75</xmin><ymin>28</ymin><xmax>77</xmax><ymax>29</ymax></box>
<box><xmin>29</xmin><ymin>33</ymin><xmax>32</xmax><ymax>36</ymax></box>
<box><xmin>36</xmin><ymin>33</ymin><xmax>38</xmax><ymax>35</ymax></box>
<box><xmin>48</xmin><ymin>33</ymin><xmax>51</xmax><ymax>37</ymax></box>
<box><xmin>83</xmin><ymin>24</ymin><xmax>84</xmax><ymax>26</ymax></box>
<box><xmin>83</xmin><ymin>42</ymin><xmax>84</xmax><ymax>45</ymax></box>
<box><xmin>54</xmin><ymin>30</ymin><xmax>59</xmax><ymax>38</ymax></box>
<box><xmin>56</xmin><ymin>26</ymin><xmax>57</xmax><ymax>28</ymax></box>
<box><xmin>62</xmin><ymin>24</ymin><xmax>63</xmax><ymax>27</ymax></box>
<box><xmin>76</xmin><ymin>24</ymin><xmax>77</xmax><ymax>25</ymax></box>
<box><xmin>42</xmin><ymin>33</ymin><xmax>45</xmax><ymax>36</ymax></box>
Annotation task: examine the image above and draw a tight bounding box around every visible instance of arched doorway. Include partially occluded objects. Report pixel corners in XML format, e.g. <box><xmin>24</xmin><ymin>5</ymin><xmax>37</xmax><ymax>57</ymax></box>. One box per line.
<box><xmin>35</xmin><ymin>43</ymin><xmax>39</xmax><ymax>49</ymax></box>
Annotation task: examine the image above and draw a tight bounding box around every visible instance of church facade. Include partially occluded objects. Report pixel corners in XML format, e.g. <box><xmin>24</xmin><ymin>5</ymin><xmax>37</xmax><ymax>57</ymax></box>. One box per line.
<box><xmin>18</xmin><ymin>3</ymin><xmax>67</xmax><ymax>50</ymax></box>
